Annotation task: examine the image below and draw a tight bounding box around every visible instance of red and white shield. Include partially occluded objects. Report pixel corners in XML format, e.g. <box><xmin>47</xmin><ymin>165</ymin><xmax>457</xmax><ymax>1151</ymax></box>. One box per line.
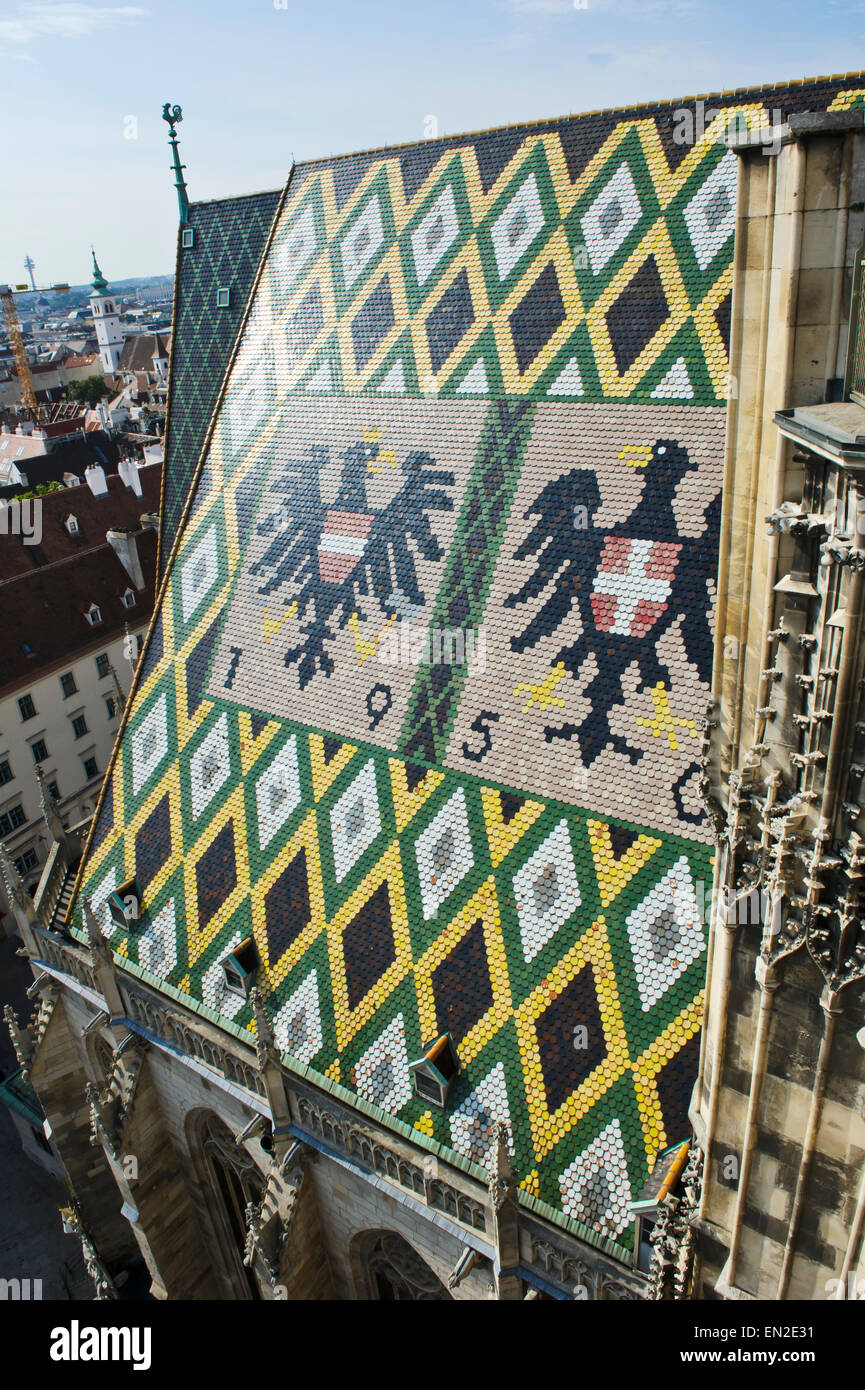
<box><xmin>590</xmin><ymin>536</ymin><xmax>681</xmax><ymax>637</ymax></box>
<box><xmin>318</xmin><ymin>509</ymin><xmax>374</xmax><ymax>584</ymax></box>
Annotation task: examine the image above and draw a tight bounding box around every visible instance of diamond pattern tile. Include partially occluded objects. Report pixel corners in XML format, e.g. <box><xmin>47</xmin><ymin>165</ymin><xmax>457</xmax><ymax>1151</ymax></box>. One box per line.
<box><xmin>159</xmin><ymin>190</ymin><xmax>281</xmax><ymax>574</ymax></box>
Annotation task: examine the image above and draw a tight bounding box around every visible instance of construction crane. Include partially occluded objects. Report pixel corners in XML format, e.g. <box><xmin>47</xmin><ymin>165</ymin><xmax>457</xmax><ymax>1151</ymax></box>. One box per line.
<box><xmin>0</xmin><ymin>279</ymin><xmax>70</xmax><ymax>417</ymax></box>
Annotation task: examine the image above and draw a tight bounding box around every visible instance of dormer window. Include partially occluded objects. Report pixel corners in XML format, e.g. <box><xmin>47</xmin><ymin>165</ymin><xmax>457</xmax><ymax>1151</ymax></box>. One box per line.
<box><xmin>106</xmin><ymin>878</ymin><xmax>140</xmax><ymax>931</ymax></box>
<box><xmin>65</xmin><ymin>515</ymin><xmax>79</xmax><ymax>535</ymax></box>
<box><xmin>409</xmin><ymin>1034</ymin><xmax>460</xmax><ymax>1109</ymax></box>
<box><xmin>216</xmin><ymin>287</ymin><xmax>231</xmax><ymax>309</ymax></box>
<box><xmin>84</xmin><ymin>603</ymin><xmax>102</xmax><ymax>626</ymax></box>
<box><xmin>121</xmin><ymin>589</ymin><xmax>136</xmax><ymax>609</ymax></box>
<box><xmin>220</xmin><ymin>938</ymin><xmax>258</xmax><ymax>998</ymax></box>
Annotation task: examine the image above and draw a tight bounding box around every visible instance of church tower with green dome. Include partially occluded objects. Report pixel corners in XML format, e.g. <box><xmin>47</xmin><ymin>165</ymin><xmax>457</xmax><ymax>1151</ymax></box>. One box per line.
<box><xmin>89</xmin><ymin>249</ymin><xmax>124</xmax><ymax>373</ymax></box>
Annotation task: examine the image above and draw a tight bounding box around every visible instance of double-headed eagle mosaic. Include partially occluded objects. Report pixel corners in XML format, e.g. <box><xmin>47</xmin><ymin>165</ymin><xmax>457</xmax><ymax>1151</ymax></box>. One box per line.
<box><xmin>249</xmin><ymin>430</ymin><xmax>454</xmax><ymax>688</ymax></box>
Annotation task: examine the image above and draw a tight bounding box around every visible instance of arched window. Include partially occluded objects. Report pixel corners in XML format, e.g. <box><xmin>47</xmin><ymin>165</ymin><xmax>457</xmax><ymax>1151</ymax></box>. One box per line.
<box><xmin>198</xmin><ymin>1112</ymin><xmax>264</xmax><ymax>1299</ymax></box>
<box><xmin>356</xmin><ymin>1230</ymin><xmax>451</xmax><ymax>1301</ymax></box>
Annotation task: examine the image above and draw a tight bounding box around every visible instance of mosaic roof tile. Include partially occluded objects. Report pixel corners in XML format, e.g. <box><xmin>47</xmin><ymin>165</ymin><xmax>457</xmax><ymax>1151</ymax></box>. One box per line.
<box><xmin>73</xmin><ymin>74</ymin><xmax>862</xmax><ymax>1252</ymax></box>
<box><xmin>159</xmin><ymin>190</ymin><xmax>282</xmax><ymax>575</ymax></box>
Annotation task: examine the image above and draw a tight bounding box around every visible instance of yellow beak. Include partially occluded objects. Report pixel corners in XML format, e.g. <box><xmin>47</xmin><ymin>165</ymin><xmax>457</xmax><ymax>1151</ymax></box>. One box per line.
<box><xmin>618</xmin><ymin>444</ymin><xmax>652</xmax><ymax>470</ymax></box>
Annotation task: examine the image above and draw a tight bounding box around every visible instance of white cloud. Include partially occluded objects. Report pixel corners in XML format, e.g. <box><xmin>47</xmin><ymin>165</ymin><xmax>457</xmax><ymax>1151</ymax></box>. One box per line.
<box><xmin>0</xmin><ymin>3</ymin><xmax>148</xmax><ymax>46</ymax></box>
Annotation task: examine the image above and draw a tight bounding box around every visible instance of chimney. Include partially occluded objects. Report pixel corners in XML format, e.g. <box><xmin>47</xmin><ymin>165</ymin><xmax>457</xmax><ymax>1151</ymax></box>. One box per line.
<box><xmin>118</xmin><ymin>456</ymin><xmax>142</xmax><ymax>497</ymax></box>
<box><xmin>107</xmin><ymin>528</ymin><xmax>145</xmax><ymax>590</ymax></box>
<box><xmin>85</xmin><ymin>463</ymin><xmax>108</xmax><ymax>496</ymax></box>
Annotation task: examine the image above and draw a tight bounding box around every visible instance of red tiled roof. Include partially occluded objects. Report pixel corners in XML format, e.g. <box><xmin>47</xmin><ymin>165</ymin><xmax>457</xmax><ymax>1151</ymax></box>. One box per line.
<box><xmin>0</xmin><ymin>526</ymin><xmax>157</xmax><ymax>696</ymax></box>
<box><xmin>0</xmin><ymin>464</ymin><xmax>161</xmax><ymax>579</ymax></box>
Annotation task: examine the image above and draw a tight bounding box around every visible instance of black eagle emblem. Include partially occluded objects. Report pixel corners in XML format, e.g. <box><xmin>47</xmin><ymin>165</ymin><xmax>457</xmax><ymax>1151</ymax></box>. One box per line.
<box><xmin>505</xmin><ymin>438</ymin><xmax>720</xmax><ymax>767</ymax></box>
<box><xmin>249</xmin><ymin>431</ymin><xmax>454</xmax><ymax>687</ymax></box>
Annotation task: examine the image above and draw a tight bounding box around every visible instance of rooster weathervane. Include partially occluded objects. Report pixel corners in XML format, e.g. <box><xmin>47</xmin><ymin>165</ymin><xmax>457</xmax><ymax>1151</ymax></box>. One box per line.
<box><xmin>162</xmin><ymin>103</ymin><xmax>189</xmax><ymax>224</ymax></box>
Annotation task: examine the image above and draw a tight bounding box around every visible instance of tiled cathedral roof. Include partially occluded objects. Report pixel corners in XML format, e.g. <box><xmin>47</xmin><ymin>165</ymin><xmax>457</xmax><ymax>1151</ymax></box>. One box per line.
<box><xmin>157</xmin><ymin>190</ymin><xmax>283</xmax><ymax>575</ymax></box>
<box><xmin>72</xmin><ymin>74</ymin><xmax>865</xmax><ymax>1253</ymax></box>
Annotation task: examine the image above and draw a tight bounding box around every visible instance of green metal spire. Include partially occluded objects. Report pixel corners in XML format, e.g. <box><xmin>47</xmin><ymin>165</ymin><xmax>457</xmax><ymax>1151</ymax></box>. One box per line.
<box><xmin>162</xmin><ymin>102</ymin><xmax>190</xmax><ymax>224</ymax></box>
<box><xmin>90</xmin><ymin>248</ymin><xmax>108</xmax><ymax>295</ymax></box>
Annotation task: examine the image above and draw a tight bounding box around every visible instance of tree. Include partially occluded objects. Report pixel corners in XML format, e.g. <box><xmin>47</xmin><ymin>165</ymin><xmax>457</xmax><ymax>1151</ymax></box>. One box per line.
<box><xmin>67</xmin><ymin>375</ymin><xmax>111</xmax><ymax>405</ymax></box>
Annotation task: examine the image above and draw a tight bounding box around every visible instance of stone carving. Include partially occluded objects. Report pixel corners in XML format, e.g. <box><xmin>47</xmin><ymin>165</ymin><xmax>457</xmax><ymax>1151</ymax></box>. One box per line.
<box><xmin>3</xmin><ymin>982</ymin><xmax>56</xmax><ymax>1079</ymax></box>
<box><xmin>296</xmin><ymin>1094</ymin><xmax>487</xmax><ymax>1232</ymax></box>
<box><xmin>61</xmin><ymin>1203</ymin><xmax>118</xmax><ymax>1301</ymax></box>
<box><xmin>647</xmin><ymin>1144</ymin><xmax>703</xmax><ymax>1300</ymax></box>
<box><xmin>243</xmin><ymin>1143</ymin><xmax>306</xmax><ymax>1287</ymax></box>
<box><xmin>488</xmin><ymin>1121</ymin><xmax>517</xmax><ymax>1213</ymax></box>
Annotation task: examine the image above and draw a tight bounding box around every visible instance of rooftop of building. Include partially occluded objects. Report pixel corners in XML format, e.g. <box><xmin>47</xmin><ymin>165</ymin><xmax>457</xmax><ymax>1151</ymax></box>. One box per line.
<box><xmin>0</xmin><ymin>463</ymin><xmax>160</xmax><ymax>580</ymax></box>
<box><xmin>0</xmin><ymin>430</ymin><xmax>119</xmax><ymax>498</ymax></box>
<box><xmin>118</xmin><ymin>334</ymin><xmax>170</xmax><ymax>374</ymax></box>
<box><xmin>69</xmin><ymin>71</ymin><xmax>865</xmax><ymax>1253</ymax></box>
<box><xmin>64</xmin><ymin>353</ymin><xmax>100</xmax><ymax>369</ymax></box>
<box><xmin>0</xmin><ymin>525</ymin><xmax>156</xmax><ymax>698</ymax></box>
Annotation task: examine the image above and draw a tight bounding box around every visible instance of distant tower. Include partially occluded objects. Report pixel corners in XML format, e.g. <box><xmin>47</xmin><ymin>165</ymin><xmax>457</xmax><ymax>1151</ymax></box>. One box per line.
<box><xmin>89</xmin><ymin>249</ymin><xmax>124</xmax><ymax>374</ymax></box>
<box><xmin>23</xmin><ymin>256</ymin><xmax>36</xmax><ymax>291</ymax></box>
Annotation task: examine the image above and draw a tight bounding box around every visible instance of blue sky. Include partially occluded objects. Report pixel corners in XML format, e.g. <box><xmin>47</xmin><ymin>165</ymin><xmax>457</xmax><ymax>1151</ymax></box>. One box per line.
<box><xmin>2</xmin><ymin>0</ymin><xmax>864</xmax><ymax>281</ymax></box>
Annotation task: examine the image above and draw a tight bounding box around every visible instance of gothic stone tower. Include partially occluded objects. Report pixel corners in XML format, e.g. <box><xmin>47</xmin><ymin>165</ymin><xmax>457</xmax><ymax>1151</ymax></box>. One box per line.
<box><xmin>692</xmin><ymin>102</ymin><xmax>865</xmax><ymax>1302</ymax></box>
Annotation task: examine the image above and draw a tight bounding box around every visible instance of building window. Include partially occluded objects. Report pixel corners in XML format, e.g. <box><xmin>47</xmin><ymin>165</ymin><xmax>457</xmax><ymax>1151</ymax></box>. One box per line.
<box><xmin>30</xmin><ymin>739</ymin><xmax>48</xmax><ymax>764</ymax></box>
<box><xmin>121</xmin><ymin>589</ymin><xmax>136</xmax><ymax>609</ymax></box>
<box><xmin>84</xmin><ymin>603</ymin><xmax>102</xmax><ymax>627</ymax></box>
<box><xmin>13</xmin><ymin>849</ymin><xmax>38</xmax><ymax>875</ymax></box>
<box><xmin>95</xmin><ymin>653</ymin><xmax>110</xmax><ymax>679</ymax></box>
<box><xmin>65</xmin><ymin>515</ymin><xmax>80</xmax><ymax>536</ymax></box>
<box><xmin>17</xmin><ymin>694</ymin><xmax>36</xmax><ymax>722</ymax></box>
<box><xmin>216</xmin><ymin>287</ymin><xmax>231</xmax><ymax>309</ymax></box>
<box><xmin>0</xmin><ymin>805</ymin><xmax>27</xmax><ymax>836</ymax></box>
<box><xmin>60</xmin><ymin>672</ymin><xmax>77</xmax><ymax>698</ymax></box>
<box><xmin>0</xmin><ymin>760</ymin><xmax>12</xmax><ymax>786</ymax></box>
<box><xmin>105</xmin><ymin>696</ymin><xmax>117</xmax><ymax>719</ymax></box>
<box><xmin>71</xmin><ymin>715</ymin><xmax>88</xmax><ymax>739</ymax></box>
<box><xmin>198</xmin><ymin>1113</ymin><xmax>263</xmax><ymax>1298</ymax></box>
<box><xmin>360</xmin><ymin>1232</ymin><xmax>451</xmax><ymax>1301</ymax></box>
<box><xmin>182</xmin><ymin>227</ymin><xmax>195</xmax><ymax>249</ymax></box>
<box><xmin>83</xmin><ymin>756</ymin><xmax>98</xmax><ymax>780</ymax></box>
<box><xmin>48</xmin><ymin>780</ymin><xmax>60</xmax><ymax>801</ymax></box>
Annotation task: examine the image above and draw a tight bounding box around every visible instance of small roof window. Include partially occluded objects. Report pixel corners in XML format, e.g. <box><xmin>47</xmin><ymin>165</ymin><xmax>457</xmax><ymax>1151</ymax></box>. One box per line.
<box><xmin>409</xmin><ymin>1034</ymin><xmax>460</xmax><ymax>1108</ymax></box>
<box><xmin>220</xmin><ymin>937</ymin><xmax>258</xmax><ymax>998</ymax></box>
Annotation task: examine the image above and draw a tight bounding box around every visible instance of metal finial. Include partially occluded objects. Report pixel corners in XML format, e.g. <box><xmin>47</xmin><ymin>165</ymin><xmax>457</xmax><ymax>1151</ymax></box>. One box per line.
<box><xmin>162</xmin><ymin>102</ymin><xmax>189</xmax><ymax>224</ymax></box>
